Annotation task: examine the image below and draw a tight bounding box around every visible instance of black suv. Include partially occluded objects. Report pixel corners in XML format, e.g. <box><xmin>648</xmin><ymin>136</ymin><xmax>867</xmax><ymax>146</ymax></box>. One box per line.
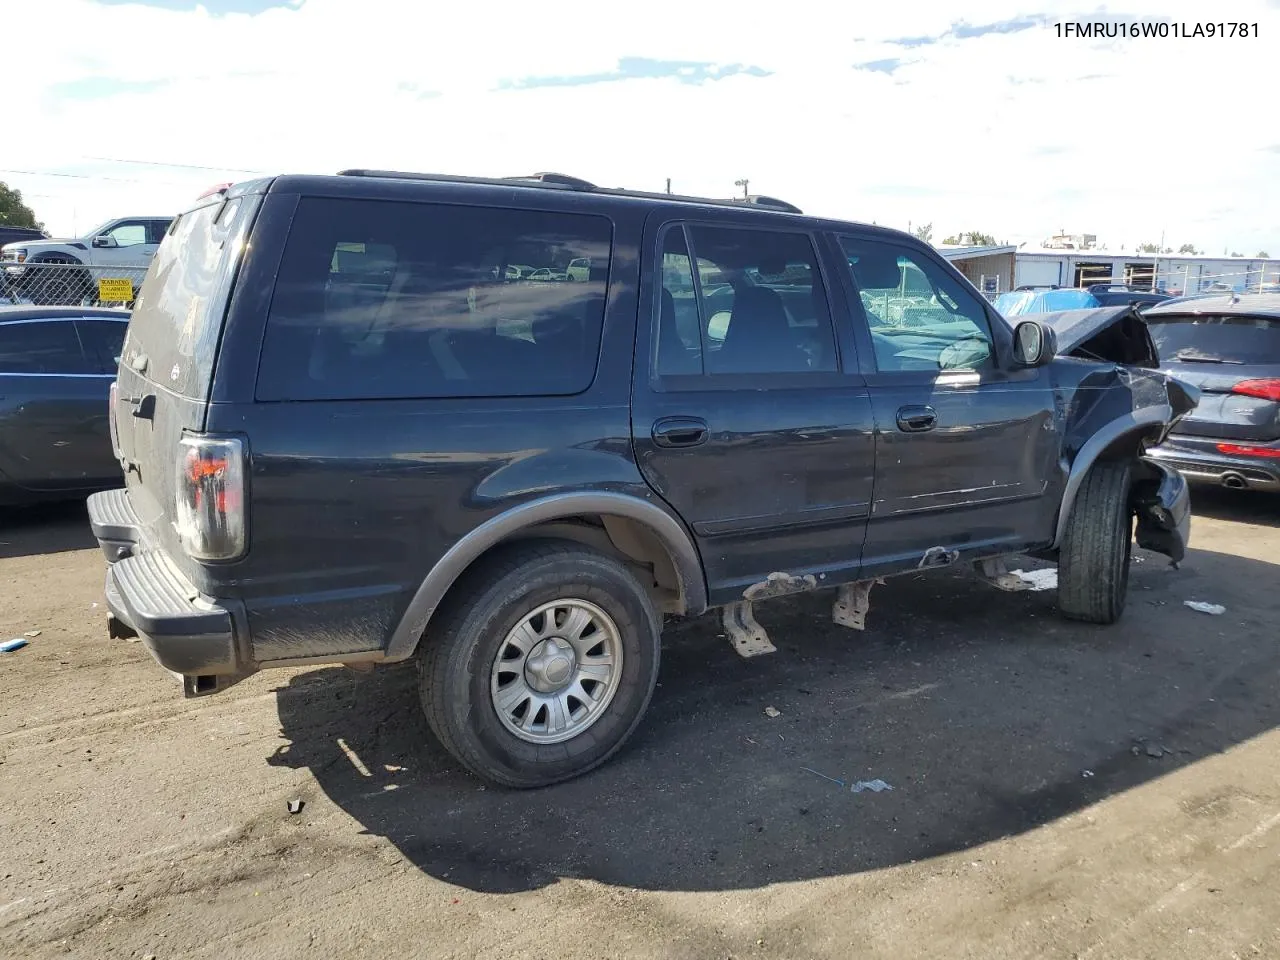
<box><xmin>88</xmin><ymin>171</ymin><xmax>1196</xmax><ymax>787</ymax></box>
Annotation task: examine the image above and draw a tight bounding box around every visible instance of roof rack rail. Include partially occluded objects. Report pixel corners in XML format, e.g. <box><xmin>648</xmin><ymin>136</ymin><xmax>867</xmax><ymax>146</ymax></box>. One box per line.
<box><xmin>336</xmin><ymin>168</ymin><xmax>802</xmax><ymax>214</ymax></box>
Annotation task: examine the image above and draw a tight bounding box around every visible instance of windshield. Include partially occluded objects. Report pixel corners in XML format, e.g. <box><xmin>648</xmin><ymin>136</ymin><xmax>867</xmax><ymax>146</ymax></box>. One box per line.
<box><xmin>1147</xmin><ymin>314</ymin><xmax>1280</xmax><ymax>364</ymax></box>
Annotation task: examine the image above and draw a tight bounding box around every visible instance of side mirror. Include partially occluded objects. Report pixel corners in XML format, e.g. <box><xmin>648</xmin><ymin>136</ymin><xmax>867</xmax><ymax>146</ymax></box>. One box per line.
<box><xmin>1012</xmin><ymin>320</ymin><xmax>1057</xmax><ymax>367</ymax></box>
<box><xmin>93</xmin><ymin>236</ymin><xmax>119</xmax><ymax>249</ymax></box>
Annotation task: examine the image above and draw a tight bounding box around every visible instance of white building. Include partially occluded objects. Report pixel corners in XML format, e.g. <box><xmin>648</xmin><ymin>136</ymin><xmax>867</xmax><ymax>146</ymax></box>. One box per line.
<box><xmin>1010</xmin><ymin>249</ymin><xmax>1280</xmax><ymax>296</ymax></box>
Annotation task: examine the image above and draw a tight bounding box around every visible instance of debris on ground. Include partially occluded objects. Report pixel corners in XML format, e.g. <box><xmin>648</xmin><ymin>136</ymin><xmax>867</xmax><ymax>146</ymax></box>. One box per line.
<box><xmin>851</xmin><ymin>779</ymin><xmax>894</xmax><ymax>794</ymax></box>
<box><xmin>764</xmin><ymin>706</ymin><xmax>781</xmax><ymax>718</ymax></box>
<box><xmin>1</xmin><ymin>638</ymin><xmax>29</xmax><ymax>653</ymax></box>
<box><xmin>1145</xmin><ymin>743</ymin><xmax>1168</xmax><ymax>759</ymax></box>
<box><xmin>287</xmin><ymin>799</ymin><xmax>305</xmax><ymax>815</ymax></box>
<box><xmin>1007</xmin><ymin>568</ymin><xmax>1059</xmax><ymax>592</ymax></box>
<box><xmin>24</xmin><ymin>630</ymin><xmax>40</xmax><ymax>637</ymax></box>
<box><xmin>1184</xmin><ymin>601</ymin><xmax>1225</xmax><ymax>615</ymax></box>
<box><xmin>1082</xmin><ymin>770</ymin><xmax>1095</xmax><ymax>778</ymax></box>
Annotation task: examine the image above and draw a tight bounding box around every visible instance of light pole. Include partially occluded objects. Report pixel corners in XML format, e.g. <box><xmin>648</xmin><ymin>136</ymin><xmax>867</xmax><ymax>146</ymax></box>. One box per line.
<box><xmin>734</xmin><ymin>178</ymin><xmax>749</xmax><ymax>199</ymax></box>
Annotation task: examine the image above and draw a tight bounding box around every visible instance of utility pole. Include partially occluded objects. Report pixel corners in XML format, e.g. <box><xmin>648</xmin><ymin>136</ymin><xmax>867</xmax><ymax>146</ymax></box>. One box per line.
<box><xmin>734</xmin><ymin>178</ymin><xmax>749</xmax><ymax>199</ymax></box>
<box><xmin>665</xmin><ymin>178</ymin><xmax>671</xmax><ymax>195</ymax></box>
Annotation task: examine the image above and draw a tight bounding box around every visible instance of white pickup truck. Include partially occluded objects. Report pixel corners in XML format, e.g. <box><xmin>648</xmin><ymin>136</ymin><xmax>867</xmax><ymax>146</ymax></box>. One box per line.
<box><xmin>1</xmin><ymin>216</ymin><xmax>174</xmax><ymax>304</ymax></box>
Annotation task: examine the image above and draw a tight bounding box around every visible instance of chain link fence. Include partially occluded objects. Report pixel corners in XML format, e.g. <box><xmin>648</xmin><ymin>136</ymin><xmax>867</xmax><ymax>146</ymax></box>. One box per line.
<box><xmin>1</xmin><ymin>261</ymin><xmax>147</xmax><ymax>308</ymax></box>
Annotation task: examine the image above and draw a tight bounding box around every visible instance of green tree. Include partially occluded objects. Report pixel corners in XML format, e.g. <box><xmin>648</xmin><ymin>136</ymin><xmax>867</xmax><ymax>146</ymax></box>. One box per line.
<box><xmin>1178</xmin><ymin>243</ymin><xmax>1198</xmax><ymax>255</ymax></box>
<box><xmin>1231</xmin><ymin>251</ymin><xmax>1244</xmax><ymax>258</ymax></box>
<box><xmin>912</xmin><ymin>222</ymin><xmax>933</xmax><ymax>244</ymax></box>
<box><xmin>1137</xmin><ymin>242</ymin><xmax>1162</xmax><ymax>253</ymax></box>
<box><xmin>1256</xmin><ymin>250</ymin><xmax>1270</xmax><ymax>259</ymax></box>
<box><xmin>942</xmin><ymin>231</ymin><xmax>997</xmax><ymax>246</ymax></box>
<box><xmin>0</xmin><ymin>182</ymin><xmax>42</xmax><ymax>229</ymax></box>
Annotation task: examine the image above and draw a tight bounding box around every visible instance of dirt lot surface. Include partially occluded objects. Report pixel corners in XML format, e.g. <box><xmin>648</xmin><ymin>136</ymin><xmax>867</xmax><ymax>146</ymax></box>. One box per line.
<box><xmin>2</xmin><ymin>490</ymin><xmax>1278</xmax><ymax>959</ymax></box>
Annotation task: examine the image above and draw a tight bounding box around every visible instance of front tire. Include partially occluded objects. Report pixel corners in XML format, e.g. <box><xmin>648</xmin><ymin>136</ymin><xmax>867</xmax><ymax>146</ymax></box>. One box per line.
<box><xmin>418</xmin><ymin>540</ymin><xmax>661</xmax><ymax>788</ymax></box>
<box><xmin>1057</xmin><ymin>461</ymin><xmax>1134</xmax><ymax>624</ymax></box>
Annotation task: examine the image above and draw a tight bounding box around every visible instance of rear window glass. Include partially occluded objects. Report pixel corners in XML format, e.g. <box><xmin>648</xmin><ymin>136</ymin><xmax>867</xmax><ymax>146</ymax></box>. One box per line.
<box><xmin>256</xmin><ymin>198</ymin><xmax>613</xmax><ymax>401</ymax></box>
<box><xmin>123</xmin><ymin>195</ymin><xmax>253</xmax><ymax>397</ymax></box>
<box><xmin>1147</xmin><ymin>314</ymin><xmax>1280</xmax><ymax>364</ymax></box>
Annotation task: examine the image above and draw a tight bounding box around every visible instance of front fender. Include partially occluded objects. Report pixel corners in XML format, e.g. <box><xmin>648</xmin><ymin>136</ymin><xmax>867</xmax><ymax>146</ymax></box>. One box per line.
<box><xmin>1052</xmin><ymin>404</ymin><xmax>1173</xmax><ymax>549</ymax></box>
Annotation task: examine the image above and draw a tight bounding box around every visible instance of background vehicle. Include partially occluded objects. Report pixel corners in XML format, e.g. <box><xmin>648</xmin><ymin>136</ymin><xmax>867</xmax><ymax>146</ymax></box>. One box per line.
<box><xmin>0</xmin><ymin>225</ymin><xmax>48</xmax><ymax>248</ymax></box>
<box><xmin>0</xmin><ymin>306</ymin><xmax>127</xmax><ymax>505</ymax></box>
<box><xmin>88</xmin><ymin>171</ymin><xmax>1193</xmax><ymax>788</ymax></box>
<box><xmin>1085</xmin><ymin>284</ymin><xmax>1172</xmax><ymax>309</ymax></box>
<box><xmin>1</xmin><ymin>216</ymin><xmax>173</xmax><ymax>306</ymax></box>
<box><xmin>1144</xmin><ymin>294</ymin><xmax>1280</xmax><ymax>492</ymax></box>
<box><xmin>994</xmin><ymin>287</ymin><xmax>1100</xmax><ymax>316</ymax></box>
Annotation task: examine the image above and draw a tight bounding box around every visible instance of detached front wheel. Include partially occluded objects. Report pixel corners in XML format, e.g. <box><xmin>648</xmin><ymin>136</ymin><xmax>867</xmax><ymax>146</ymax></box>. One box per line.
<box><xmin>1057</xmin><ymin>460</ymin><xmax>1134</xmax><ymax>624</ymax></box>
<box><xmin>418</xmin><ymin>541</ymin><xmax>661</xmax><ymax>788</ymax></box>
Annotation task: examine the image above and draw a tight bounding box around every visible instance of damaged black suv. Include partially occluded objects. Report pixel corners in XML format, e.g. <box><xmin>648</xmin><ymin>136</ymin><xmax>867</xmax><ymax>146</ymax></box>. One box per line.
<box><xmin>88</xmin><ymin>170</ymin><xmax>1197</xmax><ymax>787</ymax></box>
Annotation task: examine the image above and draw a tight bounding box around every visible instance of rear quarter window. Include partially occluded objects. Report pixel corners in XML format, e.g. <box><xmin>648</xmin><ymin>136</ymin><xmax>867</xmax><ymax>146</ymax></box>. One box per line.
<box><xmin>255</xmin><ymin>198</ymin><xmax>613</xmax><ymax>401</ymax></box>
<box><xmin>1147</xmin><ymin>314</ymin><xmax>1280</xmax><ymax>364</ymax></box>
<box><xmin>0</xmin><ymin>319</ymin><xmax>90</xmax><ymax>374</ymax></box>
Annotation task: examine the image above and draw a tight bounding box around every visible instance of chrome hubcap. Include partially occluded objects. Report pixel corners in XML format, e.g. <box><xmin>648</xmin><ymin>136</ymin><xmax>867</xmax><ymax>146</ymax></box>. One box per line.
<box><xmin>490</xmin><ymin>599</ymin><xmax>624</xmax><ymax>744</ymax></box>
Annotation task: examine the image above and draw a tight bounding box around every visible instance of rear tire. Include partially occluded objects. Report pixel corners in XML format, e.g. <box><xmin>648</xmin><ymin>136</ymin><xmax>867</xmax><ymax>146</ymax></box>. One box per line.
<box><xmin>418</xmin><ymin>540</ymin><xmax>661</xmax><ymax>788</ymax></box>
<box><xmin>1057</xmin><ymin>460</ymin><xmax>1133</xmax><ymax>624</ymax></box>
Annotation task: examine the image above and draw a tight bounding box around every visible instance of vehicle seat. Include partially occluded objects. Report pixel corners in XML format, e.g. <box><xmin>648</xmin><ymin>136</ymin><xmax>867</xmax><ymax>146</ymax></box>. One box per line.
<box><xmin>713</xmin><ymin>286</ymin><xmax>806</xmax><ymax>373</ymax></box>
<box><xmin>658</xmin><ymin>288</ymin><xmax>701</xmax><ymax>374</ymax></box>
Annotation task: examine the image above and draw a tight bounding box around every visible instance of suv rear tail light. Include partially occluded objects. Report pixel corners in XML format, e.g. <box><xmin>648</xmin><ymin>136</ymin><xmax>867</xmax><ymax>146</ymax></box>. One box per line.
<box><xmin>1216</xmin><ymin>442</ymin><xmax>1280</xmax><ymax>459</ymax></box>
<box><xmin>175</xmin><ymin>436</ymin><xmax>246</xmax><ymax>561</ymax></box>
<box><xmin>107</xmin><ymin>381</ymin><xmax>120</xmax><ymax>459</ymax></box>
<box><xmin>1231</xmin><ymin>379</ymin><xmax>1280</xmax><ymax>402</ymax></box>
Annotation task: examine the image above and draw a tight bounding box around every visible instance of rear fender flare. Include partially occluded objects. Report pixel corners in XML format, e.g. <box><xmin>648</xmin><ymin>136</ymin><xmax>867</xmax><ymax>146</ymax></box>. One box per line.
<box><xmin>382</xmin><ymin>492</ymin><xmax>708</xmax><ymax>662</ymax></box>
<box><xmin>1053</xmin><ymin>404</ymin><xmax>1173</xmax><ymax>549</ymax></box>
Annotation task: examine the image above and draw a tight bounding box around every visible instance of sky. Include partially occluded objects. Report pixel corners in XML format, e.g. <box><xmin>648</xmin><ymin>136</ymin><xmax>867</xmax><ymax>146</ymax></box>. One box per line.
<box><xmin>5</xmin><ymin>0</ymin><xmax>1279</xmax><ymax>254</ymax></box>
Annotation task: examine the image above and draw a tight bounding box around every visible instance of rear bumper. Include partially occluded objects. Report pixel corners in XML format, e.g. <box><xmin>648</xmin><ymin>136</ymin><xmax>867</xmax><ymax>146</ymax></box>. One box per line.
<box><xmin>1147</xmin><ymin>437</ymin><xmax>1280</xmax><ymax>492</ymax></box>
<box><xmin>89</xmin><ymin>489</ymin><xmax>248</xmax><ymax>690</ymax></box>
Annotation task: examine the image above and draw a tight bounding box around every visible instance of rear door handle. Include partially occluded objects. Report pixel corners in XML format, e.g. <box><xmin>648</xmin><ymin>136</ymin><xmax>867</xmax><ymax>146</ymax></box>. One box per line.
<box><xmin>652</xmin><ymin>416</ymin><xmax>708</xmax><ymax>448</ymax></box>
<box><xmin>896</xmin><ymin>405</ymin><xmax>937</xmax><ymax>433</ymax></box>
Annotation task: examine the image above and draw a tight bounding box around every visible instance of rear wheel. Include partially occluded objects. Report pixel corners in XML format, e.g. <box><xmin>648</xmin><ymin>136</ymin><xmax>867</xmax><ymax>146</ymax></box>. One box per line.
<box><xmin>1057</xmin><ymin>460</ymin><xmax>1134</xmax><ymax>624</ymax></box>
<box><xmin>418</xmin><ymin>540</ymin><xmax>661</xmax><ymax>787</ymax></box>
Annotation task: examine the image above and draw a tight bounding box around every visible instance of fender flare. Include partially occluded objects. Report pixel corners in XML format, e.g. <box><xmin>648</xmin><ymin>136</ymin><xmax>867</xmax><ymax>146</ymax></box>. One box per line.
<box><xmin>382</xmin><ymin>491</ymin><xmax>708</xmax><ymax>662</ymax></box>
<box><xmin>1052</xmin><ymin>404</ymin><xmax>1173</xmax><ymax>549</ymax></box>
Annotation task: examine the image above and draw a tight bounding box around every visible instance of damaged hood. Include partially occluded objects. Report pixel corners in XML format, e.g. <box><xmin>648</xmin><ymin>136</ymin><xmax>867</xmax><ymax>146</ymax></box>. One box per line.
<box><xmin>1037</xmin><ymin>305</ymin><xmax>1161</xmax><ymax>368</ymax></box>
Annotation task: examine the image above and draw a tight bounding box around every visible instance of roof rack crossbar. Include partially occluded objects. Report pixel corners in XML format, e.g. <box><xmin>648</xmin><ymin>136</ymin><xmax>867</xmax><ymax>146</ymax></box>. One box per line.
<box><xmin>504</xmin><ymin>172</ymin><xmax>597</xmax><ymax>190</ymax></box>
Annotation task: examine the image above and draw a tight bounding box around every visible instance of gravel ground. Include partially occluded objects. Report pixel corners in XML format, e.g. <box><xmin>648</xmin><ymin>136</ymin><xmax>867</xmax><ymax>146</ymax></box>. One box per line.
<box><xmin>1</xmin><ymin>489</ymin><xmax>1278</xmax><ymax>959</ymax></box>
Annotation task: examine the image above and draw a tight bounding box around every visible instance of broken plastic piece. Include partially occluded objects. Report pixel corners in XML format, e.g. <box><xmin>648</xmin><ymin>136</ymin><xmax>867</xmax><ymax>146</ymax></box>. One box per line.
<box><xmin>723</xmin><ymin>601</ymin><xmax>775</xmax><ymax>658</ymax></box>
<box><xmin>850</xmin><ymin>779</ymin><xmax>893</xmax><ymax>794</ymax></box>
<box><xmin>287</xmin><ymin>799</ymin><xmax>305</xmax><ymax>815</ymax></box>
<box><xmin>764</xmin><ymin>706</ymin><xmax>781</xmax><ymax>718</ymax></box>
<box><xmin>833</xmin><ymin>579</ymin><xmax>881</xmax><ymax>630</ymax></box>
<box><xmin>1184</xmin><ymin>601</ymin><xmax>1225</xmax><ymax>615</ymax></box>
<box><xmin>1</xmin><ymin>638</ymin><xmax>29</xmax><ymax>653</ymax></box>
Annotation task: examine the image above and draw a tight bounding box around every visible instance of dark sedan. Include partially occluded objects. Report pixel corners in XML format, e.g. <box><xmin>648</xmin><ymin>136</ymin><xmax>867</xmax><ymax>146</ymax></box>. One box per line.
<box><xmin>0</xmin><ymin>306</ymin><xmax>127</xmax><ymax>505</ymax></box>
<box><xmin>1144</xmin><ymin>295</ymin><xmax>1280</xmax><ymax>492</ymax></box>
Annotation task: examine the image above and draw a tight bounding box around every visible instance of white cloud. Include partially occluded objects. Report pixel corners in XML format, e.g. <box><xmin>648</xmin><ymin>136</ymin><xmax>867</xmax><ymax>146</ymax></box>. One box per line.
<box><xmin>5</xmin><ymin>0</ymin><xmax>1278</xmax><ymax>254</ymax></box>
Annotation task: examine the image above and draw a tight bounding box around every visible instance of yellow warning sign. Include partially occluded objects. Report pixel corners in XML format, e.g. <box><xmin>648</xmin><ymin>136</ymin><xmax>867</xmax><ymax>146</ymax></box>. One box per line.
<box><xmin>98</xmin><ymin>278</ymin><xmax>134</xmax><ymax>302</ymax></box>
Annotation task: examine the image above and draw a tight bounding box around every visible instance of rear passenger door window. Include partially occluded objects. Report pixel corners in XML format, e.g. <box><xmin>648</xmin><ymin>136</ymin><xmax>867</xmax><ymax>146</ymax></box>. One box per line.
<box><xmin>0</xmin><ymin>319</ymin><xmax>91</xmax><ymax>374</ymax></box>
<box><xmin>840</xmin><ymin>238</ymin><xmax>994</xmax><ymax>373</ymax></box>
<box><xmin>256</xmin><ymin>198</ymin><xmax>613</xmax><ymax>401</ymax></box>
<box><xmin>654</xmin><ymin>224</ymin><xmax>838</xmax><ymax>378</ymax></box>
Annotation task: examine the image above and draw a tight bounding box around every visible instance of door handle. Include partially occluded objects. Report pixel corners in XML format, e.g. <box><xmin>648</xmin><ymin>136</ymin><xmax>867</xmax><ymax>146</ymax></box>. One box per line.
<box><xmin>652</xmin><ymin>417</ymin><xmax>708</xmax><ymax>448</ymax></box>
<box><xmin>896</xmin><ymin>405</ymin><xmax>937</xmax><ymax>433</ymax></box>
